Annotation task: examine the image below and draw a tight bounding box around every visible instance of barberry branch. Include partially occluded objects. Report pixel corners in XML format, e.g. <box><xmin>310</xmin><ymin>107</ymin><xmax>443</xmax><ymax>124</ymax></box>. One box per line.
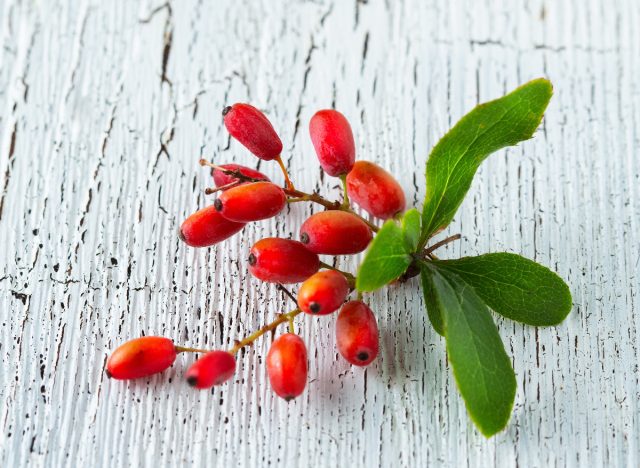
<box><xmin>228</xmin><ymin>308</ymin><xmax>302</xmax><ymax>354</ymax></box>
<box><xmin>200</xmin><ymin>158</ymin><xmax>379</xmax><ymax>232</ymax></box>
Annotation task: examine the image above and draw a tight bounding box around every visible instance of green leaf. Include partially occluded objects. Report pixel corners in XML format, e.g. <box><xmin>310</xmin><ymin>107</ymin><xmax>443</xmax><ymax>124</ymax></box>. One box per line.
<box><xmin>401</xmin><ymin>208</ymin><xmax>421</xmax><ymax>251</ymax></box>
<box><xmin>434</xmin><ymin>253</ymin><xmax>572</xmax><ymax>326</ymax></box>
<box><xmin>421</xmin><ymin>78</ymin><xmax>553</xmax><ymax>241</ymax></box>
<box><xmin>356</xmin><ymin>220</ymin><xmax>412</xmax><ymax>292</ymax></box>
<box><xmin>420</xmin><ymin>266</ymin><xmax>445</xmax><ymax>335</ymax></box>
<box><xmin>427</xmin><ymin>265</ymin><xmax>516</xmax><ymax>437</ymax></box>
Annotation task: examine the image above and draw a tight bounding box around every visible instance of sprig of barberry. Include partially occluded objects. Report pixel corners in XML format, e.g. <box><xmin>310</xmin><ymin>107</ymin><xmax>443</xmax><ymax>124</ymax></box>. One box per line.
<box><xmin>107</xmin><ymin>104</ymin><xmax>394</xmax><ymax>399</ymax></box>
<box><xmin>107</xmin><ymin>80</ymin><xmax>573</xmax><ymax>437</ymax></box>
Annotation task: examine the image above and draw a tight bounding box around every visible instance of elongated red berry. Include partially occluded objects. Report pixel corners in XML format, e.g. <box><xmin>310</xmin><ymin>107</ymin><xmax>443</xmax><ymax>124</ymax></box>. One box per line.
<box><xmin>106</xmin><ymin>336</ymin><xmax>177</xmax><ymax>380</ymax></box>
<box><xmin>297</xmin><ymin>270</ymin><xmax>350</xmax><ymax>315</ymax></box>
<box><xmin>180</xmin><ymin>205</ymin><xmax>245</xmax><ymax>247</ymax></box>
<box><xmin>185</xmin><ymin>351</ymin><xmax>236</xmax><ymax>389</ymax></box>
<box><xmin>212</xmin><ymin>163</ymin><xmax>270</xmax><ymax>188</ymax></box>
<box><xmin>336</xmin><ymin>301</ymin><xmax>379</xmax><ymax>366</ymax></box>
<box><xmin>266</xmin><ymin>333</ymin><xmax>308</xmax><ymax>400</ymax></box>
<box><xmin>300</xmin><ymin>210</ymin><xmax>372</xmax><ymax>255</ymax></box>
<box><xmin>309</xmin><ymin>110</ymin><xmax>355</xmax><ymax>176</ymax></box>
<box><xmin>248</xmin><ymin>238</ymin><xmax>319</xmax><ymax>283</ymax></box>
<box><xmin>214</xmin><ymin>181</ymin><xmax>286</xmax><ymax>222</ymax></box>
<box><xmin>223</xmin><ymin>103</ymin><xmax>283</xmax><ymax>161</ymax></box>
<box><xmin>346</xmin><ymin>161</ymin><xmax>406</xmax><ymax>219</ymax></box>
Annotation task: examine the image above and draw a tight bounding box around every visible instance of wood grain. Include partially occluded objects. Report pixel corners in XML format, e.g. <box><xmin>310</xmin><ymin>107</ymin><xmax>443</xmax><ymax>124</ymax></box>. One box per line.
<box><xmin>0</xmin><ymin>0</ymin><xmax>638</xmax><ymax>466</ymax></box>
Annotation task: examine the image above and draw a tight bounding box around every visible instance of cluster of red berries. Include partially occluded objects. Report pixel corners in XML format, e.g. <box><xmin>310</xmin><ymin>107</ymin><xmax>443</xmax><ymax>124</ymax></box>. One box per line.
<box><xmin>107</xmin><ymin>103</ymin><xmax>406</xmax><ymax>401</ymax></box>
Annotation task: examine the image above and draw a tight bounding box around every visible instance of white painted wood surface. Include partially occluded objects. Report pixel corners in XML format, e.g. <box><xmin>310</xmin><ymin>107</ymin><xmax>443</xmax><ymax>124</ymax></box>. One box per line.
<box><xmin>0</xmin><ymin>0</ymin><xmax>638</xmax><ymax>466</ymax></box>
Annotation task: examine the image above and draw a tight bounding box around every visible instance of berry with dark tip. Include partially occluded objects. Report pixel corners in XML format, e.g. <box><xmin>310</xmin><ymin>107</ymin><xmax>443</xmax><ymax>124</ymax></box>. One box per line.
<box><xmin>180</xmin><ymin>206</ymin><xmax>246</xmax><ymax>247</ymax></box>
<box><xmin>266</xmin><ymin>333</ymin><xmax>308</xmax><ymax>400</ymax></box>
<box><xmin>214</xmin><ymin>181</ymin><xmax>286</xmax><ymax>222</ymax></box>
<box><xmin>106</xmin><ymin>337</ymin><xmax>177</xmax><ymax>380</ymax></box>
<box><xmin>185</xmin><ymin>351</ymin><xmax>236</xmax><ymax>389</ymax></box>
<box><xmin>346</xmin><ymin>161</ymin><xmax>406</xmax><ymax>219</ymax></box>
<box><xmin>309</xmin><ymin>109</ymin><xmax>355</xmax><ymax>176</ymax></box>
<box><xmin>300</xmin><ymin>210</ymin><xmax>372</xmax><ymax>255</ymax></box>
<box><xmin>223</xmin><ymin>103</ymin><xmax>283</xmax><ymax>160</ymax></box>
<box><xmin>212</xmin><ymin>163</ymin><xmax>270</xmax><ymax>188</ymax></box>
<box><xmin>335</xmin><ymin>301</ymin><xmax>379</xmax><ymax>366</ymax></box>
<box><xmin>248</xmin><ymin>238</ymin><xmax>320</xmax><ymax>284</ymax></box>
<box><xmin>297</xmin><ymin>270</ymin><xmax>350</xmax><ymax>315</ymax></box>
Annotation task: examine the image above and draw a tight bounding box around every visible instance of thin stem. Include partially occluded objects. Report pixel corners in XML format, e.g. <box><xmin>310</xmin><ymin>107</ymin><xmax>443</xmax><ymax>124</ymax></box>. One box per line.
<box><xmin>175</xmin><ymin>345</ymin><xmax>211</xmax><ymax>354</ymax></box>
<box><xmin>288</xmin><ymin>317</ymin><xmax>295</xmax><ymax>334</ymax></box>
<box><xmin>319</xmin><ymin>261</ymin><xmax>356</xmax><ymax>283</ymax></box>
<box><xmin>275</xmin><ymin>155</ymin><xmax>295</xmax><ymax>190</ymax></box>
<box><xmin>425</xmin><ymin>234</ymin><xmax>461</xmax><ymax>255</ymax></box>
<box><xmin>339</xmin><ymin>174</ymin><xmax>350</xmax><ymax>209</ymax></box>
<box><xmin>228</xmin><ymin>308</ymin><xmax>302</xmax><ymax>355</ymax></box>
<box><xmin>204</xmin><ymin>181</ymin><xmax>241</xmax><ymax>194</ymax></box>
<box><xmin>276</xmin><ymin>283</ymin><xmax>298</xmax><ymax>305</ymax></box>
<box><xmin>199</xmin><ymin>159</ymin><xmax>264</xmax><ymax>183</ymax></box>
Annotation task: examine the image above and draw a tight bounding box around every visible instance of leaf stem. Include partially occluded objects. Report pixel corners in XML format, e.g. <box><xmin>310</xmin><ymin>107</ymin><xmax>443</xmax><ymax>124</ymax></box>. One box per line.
<box><xmin>425</xmin><ymin>234</ymin><xmax>461</xmax><ymax>255</ymax></box>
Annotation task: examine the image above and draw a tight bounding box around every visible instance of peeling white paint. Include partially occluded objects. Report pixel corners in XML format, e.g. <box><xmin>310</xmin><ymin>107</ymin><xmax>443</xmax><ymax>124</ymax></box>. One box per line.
<box><xmin>0</xmin><ymin>0</ymin><xmax>638</xmax><ymax>466</ymax></box>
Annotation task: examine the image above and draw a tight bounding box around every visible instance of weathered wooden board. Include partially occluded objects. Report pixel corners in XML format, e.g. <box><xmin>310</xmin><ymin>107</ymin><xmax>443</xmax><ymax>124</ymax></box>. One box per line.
<box><xmin>0</xmin><ymin>0</ymin><xmax>638</xmax><ymax>466</ymax></box>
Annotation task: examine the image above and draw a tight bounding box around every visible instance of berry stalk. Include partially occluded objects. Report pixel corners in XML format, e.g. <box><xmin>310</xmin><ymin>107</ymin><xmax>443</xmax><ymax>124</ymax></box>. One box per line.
<box><xmin>228</xmin><ymin>308</ymin><xmax>303</xmax><ymax>354</ymax></box>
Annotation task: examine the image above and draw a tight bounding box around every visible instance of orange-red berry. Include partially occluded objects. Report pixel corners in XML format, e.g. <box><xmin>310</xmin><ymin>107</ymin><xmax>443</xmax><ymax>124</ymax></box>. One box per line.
<box><xmin>106</xmin><ymin>336</ymin><xmax>177</xmax><ymax>380</ymax></box>
<box><xmin>248</xmin><ymin>238</ymin><xmax>320</xmax><ymax>283</ymax></box>
<box><xmin>179</xmin><ymin>205</ymin><xmax>245</xmax><ymax>247</ymax></box>
<box><xmin>336</xmin><ymin>301</ymin><xmax>379</xmax><ymax>366</ymax></box>
<box><xmin>309</xmin><ymin>110</ymin><xmax>355</xmax><ymax>176</ymax></box>
<box><xmin>223</xmin><ymin>103</ymin><xmax>283</xmax><ymax>161</ymax></box>
<box><xmin>212</xmin><ymin>163</ymin><xmax>270</xmax><ymax>188</ymax></box>
<box><xmin>297</xmin><ymin>270</ymin><xmax>350</xmax><ymax>315</ymax></box>
<box><xmin>185</xmin><ymin>351</ymin><xmax>236</xmax><ymax>389</ymax></box>
<box><xmin>266</xmin><ymin>333</ymin><xmax>308</xmax><ymax>401</ymax></box>
<box><xmin>214</xmin><ymin>181</ymin><xmax>286</xmax><ymax>222</ymax></box>
<box><xmin>300</xmin><ymin>210</ymin><xmax>372</xmax><ymax>255</ymax></box>
<box><xmin>346</xmin><ymin>161</ymin><xmax>406</xmax><ymax>219</ymax></box>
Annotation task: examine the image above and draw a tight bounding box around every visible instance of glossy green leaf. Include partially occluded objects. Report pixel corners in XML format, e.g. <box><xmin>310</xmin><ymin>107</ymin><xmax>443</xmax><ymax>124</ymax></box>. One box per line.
<box><xmin>356</xmin><ymin>220</ymin><xmax>411</xmax><ymax>292</ymax></box>
<box><xmin>427</xmin><ymin>265</ymin><xmax>516</xmax><ymax>437</ymax></box>
<box><xmin>421</xmin><ymin>78</ymin><xmax>553</xmax><ymax>242</ymax></box>
<box><xmin>401</xmin><ymin>208</ymin><xmax>421</xmax><ymax>251</ymax></box>
<box><xmin>420</xmin><ymin>266</ymin><xmax>445</xmax><ymax>335</ymax></box>
<box><xmin>434</xmin><ymin>253</ymin><xmax>572</xmax><ymax>326</ymax></box>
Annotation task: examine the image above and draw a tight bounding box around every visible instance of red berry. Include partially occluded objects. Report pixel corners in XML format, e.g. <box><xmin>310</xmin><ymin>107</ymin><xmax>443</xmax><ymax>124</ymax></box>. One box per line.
<box><xmin>248</xmin><ymin>238</ymin><xmax>319</xmax><ymax>283</ymax></box>
<box><xmin>223</xmin><ymin>103</ymin><xmax>283</xmax><ymax>161</ymax></box>
<box><xmin>180</xmin><ymin>205</ymin><xmax>245</xmax><ymax>247</ymax></box>
<box><xmin>212</xmin><ymin>163</ymin><xmax>270</xmax><ymax>188</ymax></box>
<box><xmin>266</xmin><ymin>333</ymin><xmax>308</xmax><ymax>400</ymax></box>
<box><xmin>106</xmin><ymin>336</ymin><xmax>177</xmax><ymax>380</ymax></box>
<box><xmin>346</xmin><ymin>161</ymin><xmax>406</xmax><ymax>219</ymax></box>
<box><xmin>309</xmin><ymin>110</ymin><xmax>355</xmax><ymax>176</ymax></box>
<box><xmin>300</xmin><ymin>210</ymin><xmax>372</xmax><ymax>255</ymax></box>
<box><xmin>297</xmin><ymin>270</ymin><xmax>350</xmax><ymax>315</ymax></box>
<box><xmin>214</xmin><ymin>181</ymin><xmax>286</xmax><ymax>222</ymax></box>
<box><xmin>336</xmin><ymin>301</ymin><xmax>379</xmax><ymax>366</ymax></box>
<box><xmin>185</xmin><ymin>351</ymin><xmax>236</xmax><ymax>389</ymax></box>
